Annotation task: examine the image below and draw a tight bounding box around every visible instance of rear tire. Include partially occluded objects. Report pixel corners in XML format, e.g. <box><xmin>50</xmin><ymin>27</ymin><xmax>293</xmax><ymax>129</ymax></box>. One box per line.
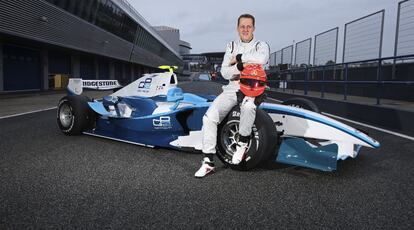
<box><xmin>216</xmin><ymin>106</ymin><xmax>278</xmax><ymax>171</ymax></box>
<box><xmin>57</xmin><ymin>95</ymin><xmax>95</xmax><ymax>135</ymax></box>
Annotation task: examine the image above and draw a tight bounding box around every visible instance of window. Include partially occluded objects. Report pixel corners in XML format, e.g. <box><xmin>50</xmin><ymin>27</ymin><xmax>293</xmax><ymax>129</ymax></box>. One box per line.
<box><xmin>46</xmin><ymin>0</ymin><xmax>99</xmax><ymax>24</ymax></box>
<box><xmin>45</xmin><ymin>0</ymin><xmax>180</xmax><ymax>64</ymax></box>
<box><xmin>95</xmin><ymin>0</ymin><xmax>137</xmax><ymax>42</ymax></box>
<box><xmin>120</xmin><ymin>14</ymin><xmax>137</xmax><ymax>42</ymax></box>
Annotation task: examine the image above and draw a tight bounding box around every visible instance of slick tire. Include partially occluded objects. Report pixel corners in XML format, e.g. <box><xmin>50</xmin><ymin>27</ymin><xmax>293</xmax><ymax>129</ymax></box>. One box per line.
<box><xmin>216</xmin><ymin>106</ymin><xmax>278</xmax><ymax>171</ymax></box>
<box><xmin>57</xmin><ymin>95</ymin><xmax>96</xmax><ymax>135</ymax></box>
<box><xmin>282</xmin><ymin>97</ymin><xmax>320</xmax><ymax>113</ymax></box>
<box><xmin>282</xmin><ymin>98</ymin><xmax>322</xmax><ymax>147</ymax></box>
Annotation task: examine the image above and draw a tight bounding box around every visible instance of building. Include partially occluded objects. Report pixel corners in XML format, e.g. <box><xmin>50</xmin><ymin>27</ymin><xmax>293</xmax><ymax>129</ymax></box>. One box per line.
<box><xmin>152</xmin><ymin>26</ymin><xmax>192</xmax><ymax>55</ymax></box>
<box><xmin>0</xmin><ymin>0</ymin><xmax>183</xmax><ymax>92</ymax></box>
<box><xmin>179</xmin><ymin>40</ymin><xmax>191</xmax><ymax>56</ymax></box>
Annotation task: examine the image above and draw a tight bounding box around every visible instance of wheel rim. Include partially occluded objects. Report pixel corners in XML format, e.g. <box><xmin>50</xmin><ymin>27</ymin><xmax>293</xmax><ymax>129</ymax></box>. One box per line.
<box><xmin>59</xmin><ymin>103</ymin><xmax>73</xmax><ymax>128</ymax></box>
<box><xmin>219</xmin><ymin>120</ymin><xmax>259</xmax><ymax>163</ymax></box>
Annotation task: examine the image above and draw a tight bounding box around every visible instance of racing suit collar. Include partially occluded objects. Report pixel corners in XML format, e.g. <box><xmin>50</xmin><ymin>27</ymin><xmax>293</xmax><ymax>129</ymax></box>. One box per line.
<box><xmin>239</xmin><ymin>36</ymin><xmax>255</xmax><ymax>44</ymax></box>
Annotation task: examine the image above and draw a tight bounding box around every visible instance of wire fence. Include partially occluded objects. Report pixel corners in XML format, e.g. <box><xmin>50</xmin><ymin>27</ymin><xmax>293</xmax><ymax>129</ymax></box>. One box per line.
<box><xmin>269</xmin><ymin>52</ymin><xmax>277</xmax><ymax>67</ymax></box>
<box><xmin>314</xmin><ymin>28</ymin><xmax>338</xmax><ymax>66</ymax></box>
<box><xmin>269</xmin><ymin>0</ymin><xmax>411</xmax><ymax>69</ymax></box>
<box><xmin>395</xmin><ymin>0</ymin><xmax>414</xmax><ymax>56</ymax></box>
<box><xmin>294</xmin><ymin>38</ymin><xmax>311</xmax><ymax>67</ymax></box>
<box><xmin>281</xmin><ymin>45</ymin><xmax>293</xmax><ymax>65</ymax></box>
<box><xmin>275</xmin><ymin>50</ymin><xmax>282</xmax><ymax>66</ymax></box>
<box><xmin>343</xmin><ymin>10</ymin><xmax>384</xmax><ymax>63</ymax></box>
<box><xmin>267</xmin><ymin>0</ymin><xmax>414</xmax><ymax>104</ymax></box>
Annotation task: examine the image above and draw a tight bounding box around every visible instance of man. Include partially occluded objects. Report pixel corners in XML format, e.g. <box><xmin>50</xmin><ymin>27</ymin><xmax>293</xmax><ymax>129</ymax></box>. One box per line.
<box><xmin>195</xmin><ymin>14</ymin><xmax>270</xmax><ymax>178</ymax></box>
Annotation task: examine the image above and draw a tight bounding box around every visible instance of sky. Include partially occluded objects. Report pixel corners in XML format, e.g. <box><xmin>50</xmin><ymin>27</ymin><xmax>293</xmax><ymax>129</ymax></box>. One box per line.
<box><xmin>130</xmin><ymin>0</ymin><xmax>398</xmax><ymax>59</ymax></box>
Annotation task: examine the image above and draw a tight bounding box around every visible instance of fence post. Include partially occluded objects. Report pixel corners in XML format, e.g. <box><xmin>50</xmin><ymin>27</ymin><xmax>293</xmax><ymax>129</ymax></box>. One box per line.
<box><xmin>376</xmin><ymin>60</ymin><xmax>382</xmax><ymax>105</ymax></box>
<box><xmin>344</xmin><ymin>63</ymin><xmax>348</xmax><ymax>101</ymax></box>
<box><xmin>321</xmin><ymin>66</ymin><xmax>325</xmax><ymax>98</ymax></box>
<box><xmin>392</xmin><ymin>2</ymin><xmax>402</xmax><ymax>80</ymax></box>
<box><xmin>304</xmin><ymin>67</ymin><xmax>308</xmax><ymax>95</ymax></box>
<box><xmin>292</xmin><ymin>69</ymin><xmax>295</xmax><ymax>94</ymax></box>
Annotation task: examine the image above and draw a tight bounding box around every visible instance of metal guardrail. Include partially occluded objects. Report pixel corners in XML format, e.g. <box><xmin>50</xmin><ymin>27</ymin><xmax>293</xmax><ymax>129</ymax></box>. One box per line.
<box><xmin>270</xmin><ymin>54</ymin><xmax>414</xmax><ymax>105</ymax></box>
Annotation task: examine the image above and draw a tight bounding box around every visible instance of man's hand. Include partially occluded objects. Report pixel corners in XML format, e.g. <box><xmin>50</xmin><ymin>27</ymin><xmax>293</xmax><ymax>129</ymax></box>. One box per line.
<box><xmin>230</xmin><ymin>56</ymin><xmax>237</xmax><ymax>65</ymax></box>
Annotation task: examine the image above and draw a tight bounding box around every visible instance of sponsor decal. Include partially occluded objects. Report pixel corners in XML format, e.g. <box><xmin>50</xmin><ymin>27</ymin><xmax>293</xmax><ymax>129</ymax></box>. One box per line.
<box><xmin>138</xmin><ymin>78</ymin><xmax>152</xmax><ymax>89</ymax></box>
<box><xmin>82</xmin><ymin>80</ymin><xmax>120</xmax><ymax>89</ymax></box>
<box><xmin>232</xmin><ymin>110</ymin><xmax>240</xmax><ymax>117</ymax></box>
<box><xmin>153</xmin><ymin>116</ymin><xmax>172</xmax><ymax>129</ymax></box>
<box><xmin>137</xmin><ymin>78</ymin><xmax>152</xmax><ymax>93</ymax></box>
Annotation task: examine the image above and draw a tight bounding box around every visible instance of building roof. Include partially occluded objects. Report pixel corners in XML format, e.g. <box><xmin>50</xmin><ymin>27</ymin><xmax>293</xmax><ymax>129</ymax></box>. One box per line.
<box><xmin>113</xmin><ymin>0</ymin><xmax>181</xmax><ymax>59</ymax></box>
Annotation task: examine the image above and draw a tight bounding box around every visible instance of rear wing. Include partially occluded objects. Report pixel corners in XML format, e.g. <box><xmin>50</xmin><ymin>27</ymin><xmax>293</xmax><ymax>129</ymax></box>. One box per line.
<box><xmin>67</xmin><ymin>78</ymin><xmax>122</xmax><ymax>95</ymax></box>
<box><xmin>158</xmin><ymin>65</ymin><xmax>178</xmax><ymax>73</ymax></box>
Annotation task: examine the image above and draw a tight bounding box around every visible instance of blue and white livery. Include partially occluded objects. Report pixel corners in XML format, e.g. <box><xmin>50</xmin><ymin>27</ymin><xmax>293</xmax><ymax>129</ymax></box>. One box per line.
<box><xmin>57</xmin><ymin>71</ymin><xmax>380</xmax><ymax>172</ymax></box>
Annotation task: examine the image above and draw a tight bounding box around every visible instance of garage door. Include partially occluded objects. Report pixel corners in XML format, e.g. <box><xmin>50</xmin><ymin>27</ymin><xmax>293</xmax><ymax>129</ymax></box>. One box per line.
<box><xmin>99</xmin><ymin>59</ymin><xmax>109</xmax><ymax>79</ymax></box>
<box><xmin>3</xmin><ymin>45</ymin><xmax>41</xmax><ymax>91</ymax></box>
<box><xmin>80</xmin><ymin>56</ymin><xmax>95</xmax><ymax>79</ymax></box>
<box><xmin>48</xmin><ymin>51</ymin><xmax>71</xmax><ymax>74</ymax></box>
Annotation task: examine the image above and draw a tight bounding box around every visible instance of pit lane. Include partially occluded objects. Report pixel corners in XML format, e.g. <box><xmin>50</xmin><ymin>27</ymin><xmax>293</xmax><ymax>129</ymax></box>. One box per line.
<box><xmin>0</xmin><ymin>81</ymin><xmax>413</xmax><ymax>229</ymax></box>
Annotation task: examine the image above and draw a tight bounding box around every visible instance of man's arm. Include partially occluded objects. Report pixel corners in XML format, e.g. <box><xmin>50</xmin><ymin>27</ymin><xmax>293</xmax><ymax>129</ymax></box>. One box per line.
<box><xmin>237</xmin><ymin>42</ymin><xmax>270</xmax><ymax>65</ymax></box>
<box><xmin>220</xmin><ymin>42</ymin><xmax>240</xmax><ymax>80</ymax></box>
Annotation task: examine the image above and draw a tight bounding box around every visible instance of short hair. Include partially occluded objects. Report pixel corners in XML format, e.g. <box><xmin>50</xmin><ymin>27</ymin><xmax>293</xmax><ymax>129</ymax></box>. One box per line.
<box><xmin>238</xmin><ymin>14</ymin><xmax>255</xmax><ymax>27</ymax></box>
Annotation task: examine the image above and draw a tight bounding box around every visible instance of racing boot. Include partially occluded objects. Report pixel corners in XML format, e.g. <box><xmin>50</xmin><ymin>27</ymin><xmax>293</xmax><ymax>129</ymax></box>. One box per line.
<box><xmin>194</xmin><ymin>156</ymin><xmax>215</xmax><ymax>178</ymax></box>
<box><xmin>232</xmin><ymin>142</ymin><xmax>248</xmax><ymax>164</ymax></box>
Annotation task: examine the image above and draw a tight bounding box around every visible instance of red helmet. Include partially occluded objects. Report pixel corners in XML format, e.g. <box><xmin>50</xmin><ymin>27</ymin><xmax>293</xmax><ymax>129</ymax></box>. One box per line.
<box><xmin>239</xmin><ymin>64</ymin><xmax>267</xmax><ymax>97</ymax></box>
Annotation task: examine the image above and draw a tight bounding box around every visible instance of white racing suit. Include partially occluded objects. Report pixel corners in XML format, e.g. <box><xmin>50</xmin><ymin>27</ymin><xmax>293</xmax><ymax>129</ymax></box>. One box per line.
<box><xmin>202</xmin><ymin>38</ymin><xmax>270</xmax><ymax>154</ymax></box>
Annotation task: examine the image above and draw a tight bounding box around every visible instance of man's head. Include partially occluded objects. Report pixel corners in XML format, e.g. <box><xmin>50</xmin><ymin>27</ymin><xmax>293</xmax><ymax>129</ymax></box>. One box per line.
<box><xmin>237</xmin><ymin>14</ymin><xmax>255</xmax><ymax>42</ymax></box>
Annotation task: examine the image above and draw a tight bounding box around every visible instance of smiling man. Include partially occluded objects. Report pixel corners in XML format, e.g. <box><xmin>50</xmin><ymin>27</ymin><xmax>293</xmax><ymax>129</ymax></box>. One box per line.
<box><xmin>195</xmin><ymin>14</ymin><xmax>270</xmax><ymax>178</ymax></box>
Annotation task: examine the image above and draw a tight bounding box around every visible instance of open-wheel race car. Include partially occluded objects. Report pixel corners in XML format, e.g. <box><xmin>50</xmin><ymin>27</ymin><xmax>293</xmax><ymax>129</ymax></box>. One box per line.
<box><xmin>56</xmin><ymin>70</ymin><xmax>380</xmax><ymax>172</ymax></box>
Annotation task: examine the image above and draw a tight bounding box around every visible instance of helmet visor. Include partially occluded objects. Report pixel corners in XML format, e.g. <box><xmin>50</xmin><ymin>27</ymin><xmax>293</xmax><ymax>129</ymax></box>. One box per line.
<box><xmin>240</xmin><ymin>78</ymin><xmax>267</xmax><ymax>88</ymax></box>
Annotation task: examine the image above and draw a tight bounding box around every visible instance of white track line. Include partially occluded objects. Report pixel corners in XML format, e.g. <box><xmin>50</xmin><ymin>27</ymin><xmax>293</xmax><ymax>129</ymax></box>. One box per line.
<box><xmin>83</xmin><ymin>132</ymin><xmax>154</xmax><ymax>148</ymax></box>
<box><xmin>321</xmin><ymin>112</ymin><xmax>414</xmax><ymax>141</ymax></box>
<box><xmin>0</xmin><ymin>107</ymin><xmax>57</xmax><ymax>120</ymax></box>
<box><xmin>266</xmin><ymin>97</ymin><xmax>414</xmax><ymax>141</ymax></box>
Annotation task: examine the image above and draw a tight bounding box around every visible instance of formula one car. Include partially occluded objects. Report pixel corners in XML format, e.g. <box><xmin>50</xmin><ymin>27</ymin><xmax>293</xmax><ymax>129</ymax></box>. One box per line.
<box><xmin>57</xmin><ymin>70</ymin><xmax>380</xmax><ymax>171</ymax></box>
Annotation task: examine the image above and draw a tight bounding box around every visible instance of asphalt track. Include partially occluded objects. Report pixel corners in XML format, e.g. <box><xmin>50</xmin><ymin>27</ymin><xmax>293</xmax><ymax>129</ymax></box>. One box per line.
<box><xmin>1</xmin><ymin>81</ymin><xmax>413</xmax><ymax>229</ymax></box>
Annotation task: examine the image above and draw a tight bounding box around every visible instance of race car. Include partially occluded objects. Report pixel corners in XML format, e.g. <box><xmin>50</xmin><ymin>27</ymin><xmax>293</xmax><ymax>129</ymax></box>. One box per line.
<box><xmin>56</xmin><ymin>70</ymin><xmax>380</xmax><ymax>172</ymax></box>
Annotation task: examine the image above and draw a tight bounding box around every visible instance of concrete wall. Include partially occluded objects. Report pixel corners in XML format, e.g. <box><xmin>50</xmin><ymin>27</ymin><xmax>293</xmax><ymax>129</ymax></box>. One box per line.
<box><xmin>267</xmin><ymin>90</ymin><xmax>414</xmax><ymax>136</ymax></box>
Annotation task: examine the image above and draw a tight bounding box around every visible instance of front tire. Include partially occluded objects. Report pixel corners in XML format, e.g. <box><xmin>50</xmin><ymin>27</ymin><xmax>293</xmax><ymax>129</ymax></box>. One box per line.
<box><xmin>57</xmin><ymin>95</ymin><xmax>95</xmax><ymax>135</ymax></box>
<box><xmin>282</xmin><ymin>98</ymin><xmax>323</xmax><ymax>147</ymax></box>
<box><xmin>282</xmin><ymin>97</ymin><xmax>320</xmax><ymax>113</ymax></box>
<box><xmin>216</xmin><ymin>106</ymin><xmax>278</xmax><ymax>171</ymax></box>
